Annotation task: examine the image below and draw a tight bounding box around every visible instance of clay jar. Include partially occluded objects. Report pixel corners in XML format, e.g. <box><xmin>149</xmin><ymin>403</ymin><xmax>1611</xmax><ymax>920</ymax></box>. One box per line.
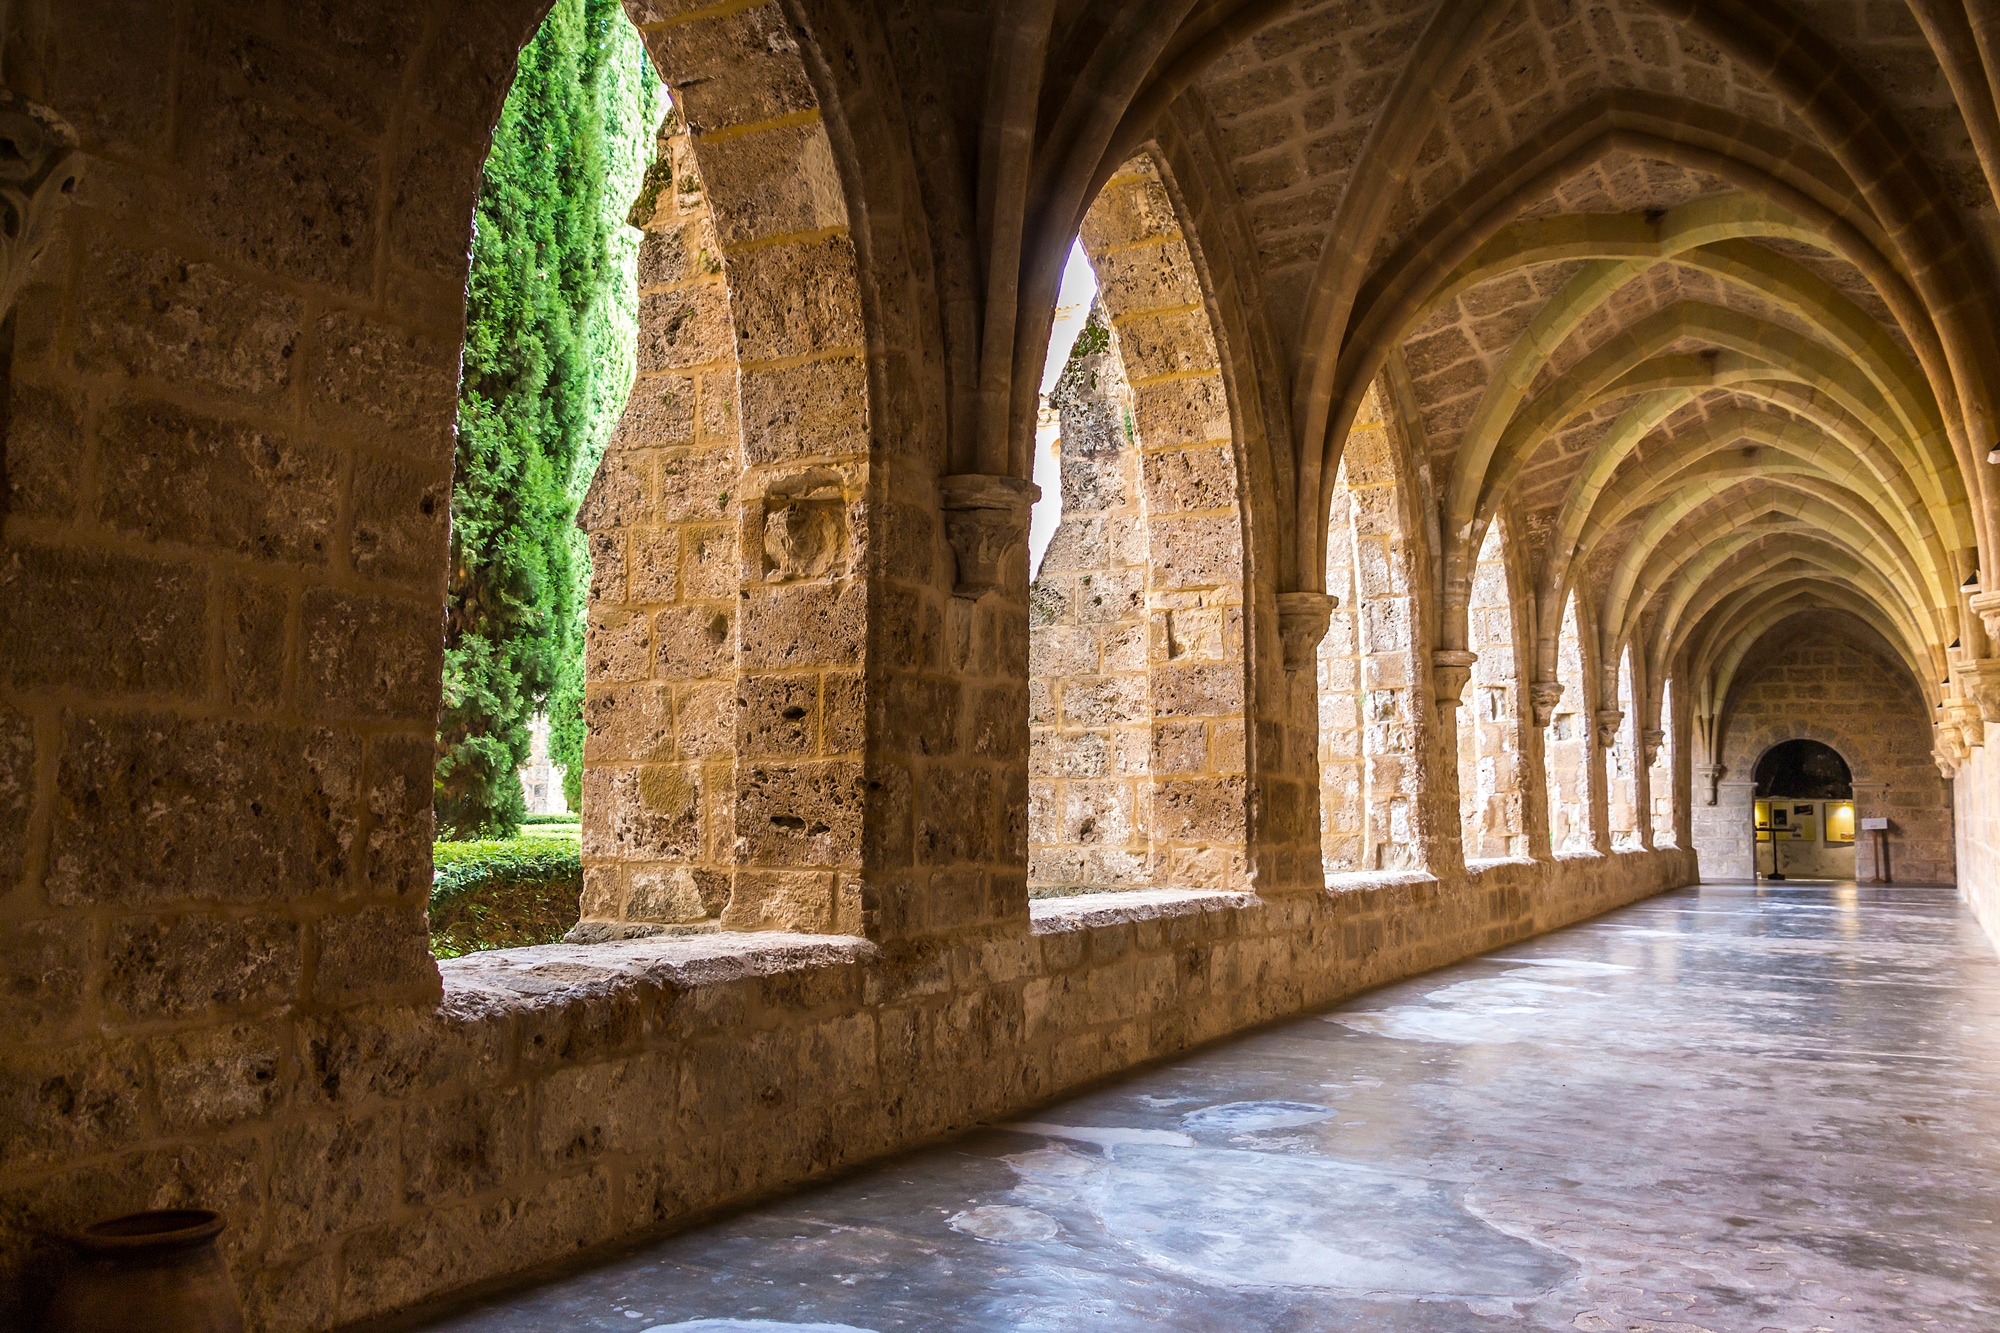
<box><xmin>47</xmin><ymin>1209</ymin><xmax>244</xmax><ymax>1333</ymax></box>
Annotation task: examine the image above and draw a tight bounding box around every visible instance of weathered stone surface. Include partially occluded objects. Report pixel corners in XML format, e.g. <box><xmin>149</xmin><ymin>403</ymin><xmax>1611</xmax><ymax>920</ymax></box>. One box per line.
<box><xmin>149</xmin><ymin>1022</ymin><xmax>285</xmax><ymax>1132</ymax></box>
<box><xmin>350</xmin><ymin>454</ymin><xmax>452</xmax><ymax>586</ymax></box>
<box><xmin>300</xmin><ymin>590</ymin><xmax>441</xmax><ymax>720</ymax></box>
<box><xmin>0</xmin><ymin>707</ymin><xmax>36</xmax><ymax>892</ymax></box>
<box><xmin>179</xmin><ymin>84</ymin><xmax>380</xmax><ymax>294</ymax></box>
<box><xmin>98</xmin><ymin>399</ymin><xmax>341</xmax><ymax>562</ymax></box>
<box><xmin>653</xmin><ymin>603</ymin><xmax>733</xmax><ymax>679</ymax></box>
<box><xmin>1</xmin><ymin>544</ymin><xmax>208</xmax><ymax>696</ymax></box>
<box><xmin>739</xmin><ymin>357</ymin><xmax>870</xmax><ymax>464</ymax></box>
<box><xmin>75</xmin><ymin>239</ymin><xmax>301</xmax><ymax>402</ymax></box>
<box><xmin>725</xmin><ymin>235</ymin><xmax>864</xmax><ymax>363</ymax></box>
<box><xmin>635</xmin><ymin>284</ymin><xmax>733</xmax><ymax>375</ymax></box>
<box><xmin>0</xmin><ymin>1040</ymin><xmax>146</xmax><ymax>1173</ymax></box>
<box><xmin>220</xmin><ymin>578</ymin><xmax>289</xmax><ymax>707</ymax></box>
<box><xmin>315</xmin><ymin>904</ymin><xmax>438</xmax><ymax>1004</ymax></box>
<box><xmin>3</xmin><ymin>381</ymin><xmax>85</xmax><ymax>521</ymax></box>
<box><xmin>47</xmin><ymin>717</ymin><xmax>360</xmax><ymax>906</ymax></box>
<box><xmin>309</xmin><ymin>309</ymin><xmax>459</xmax><ymax>451</ymax></box>
<box><xmin>401</xmin><ymin>1085</ymin><xmax>530</xmax><ymax>1205</ymax></box>
<box><xmin>102</xmin><ymin>913</ymin><xmax>301</xmax><ymax>1019</ymax></box>
<box><xmin>269</xmin><ymin>1112</ymin><xmax>402</xmax><ymax>1251</ymax></box>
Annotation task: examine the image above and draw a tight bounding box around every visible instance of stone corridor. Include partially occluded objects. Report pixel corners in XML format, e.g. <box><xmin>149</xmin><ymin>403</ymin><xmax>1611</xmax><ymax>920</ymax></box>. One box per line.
<box><xmin>418</xmin><ymin>880</ymin><xmax>2000</xmax><ymax>1333</ymax></box>
<box><xmin>24</xmin><ymin>1</ymin><xmax>2000</xmax><ymax>1326</ymax></box>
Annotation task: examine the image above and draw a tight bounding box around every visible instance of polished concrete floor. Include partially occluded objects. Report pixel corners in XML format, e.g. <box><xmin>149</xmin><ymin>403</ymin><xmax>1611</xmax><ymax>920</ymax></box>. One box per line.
<box><xmin>423</xmin><ymin>882</ymin><xmax>2000</xmax><ymax>1332</ymax></box>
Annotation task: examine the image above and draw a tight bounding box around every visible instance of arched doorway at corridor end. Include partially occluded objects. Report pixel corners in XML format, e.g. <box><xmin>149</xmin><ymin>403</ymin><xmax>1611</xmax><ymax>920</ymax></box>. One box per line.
<box><xmin>1754</xmin><ymin>739</ymin><xmax>1855</xmax><ymax>880</ymax></box>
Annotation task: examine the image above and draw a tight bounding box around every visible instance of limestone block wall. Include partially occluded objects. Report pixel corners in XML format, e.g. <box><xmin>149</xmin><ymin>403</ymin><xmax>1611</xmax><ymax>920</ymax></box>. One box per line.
<box><xmin>1545</xmin><ymin>593</ymin><xmax>1594</xmax><ymax>853</ymax></box>
<box><xmin>27</xmin><ymin>852</ymin><xmax>1695</xmax><ymax>1331</ymax></box>
<box><xmin>1649</xmin><ymin>681</ymin><xmax>1677</xmax><ymax>846</ymax></box>
<box><xmin>1024</xmin><ymin>155</ymin><xmax>1252</xmax><ymax>897</ymax></box>
<box><xmin>1690</xmin><ymin>633</ymin><xmax>1952</xmax><ymax>883</ymax></box>
<box><xmin>1955</xmin><ymin>737</ymin><xmax>2000</xmax><ymax>952</ymax></box>
<box><xmin>1318</xmin><ymin>396</ymin><xmax>1421</xmax><ymax>875</ymax></box>
<box><xmin>1082</xmin><ymin>158</ymin><xmax>1250</xmax><ymax>894</ymax></box>
<box><xmin>1028</xmin><ymin>313</ymin><xmax>1155</xmax><ymax>892</ymax></box>
<box><xmin>576</xmin><ymin>117</ymin><xmax>743</xmax><ymax>934</ymax></box>
<box><xmin>1459</xmin><ymin>523</ymin><xmax>1527</xmax><ymax>860</ymax></box>
<box><xmin>1609</xmin><ymin>653</ymin><xmax>1643</xmax><ymax>849</ymax></box>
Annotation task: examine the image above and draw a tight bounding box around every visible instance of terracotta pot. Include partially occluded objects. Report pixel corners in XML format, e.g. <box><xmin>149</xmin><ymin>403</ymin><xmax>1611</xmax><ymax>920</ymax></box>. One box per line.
<box><xmin>46</xmin><ymin>1209</ymin><xmax>244</xmax><ymax>1333</ymax></box>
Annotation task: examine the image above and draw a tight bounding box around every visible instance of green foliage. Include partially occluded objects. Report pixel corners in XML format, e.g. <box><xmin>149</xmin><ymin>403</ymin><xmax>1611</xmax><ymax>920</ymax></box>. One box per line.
<box><xmin>440</xmin><ymin>0</ymin><xmax>662</xmax><ymax>838</ymax></box>
<box><xmin>429</xmin><ymin>836</ymin><xmax>584</xmax><ymax>957</ymax></box>
<box><xmin>522</xmin><ymin>812</ymin><xmax>583</xmax><ymax>826</ymax></box>
<box><xmin>1069</xmin><ymin>313</ymin><xmax>1110</xmax><ymax>361</ymax></box>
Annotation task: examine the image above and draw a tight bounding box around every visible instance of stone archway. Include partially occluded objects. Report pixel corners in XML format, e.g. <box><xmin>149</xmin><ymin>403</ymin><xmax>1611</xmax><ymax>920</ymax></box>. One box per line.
<box><xmin>568</xmin><ymin>44</ymin><xmax>877</xmax><ymax>939</ymax></box>
<box><xmin>1693</xmin><ymin>617</ymin><xmax>1952</xmax><ymax>885</ymax></box>
<box><xmin>1027</xmin><ymin>153</ymin><xmax>1251</xmax><ymax>895</ymax></box>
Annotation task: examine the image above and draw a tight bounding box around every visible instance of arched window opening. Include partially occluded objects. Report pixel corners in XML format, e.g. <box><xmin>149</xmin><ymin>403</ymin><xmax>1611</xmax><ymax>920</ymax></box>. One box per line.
<box><xmin>1027</xmin><ymin>287</ymin><xmax>1156</xmax><ymax>895</ymax></box>
<box><xmin>1029</xmin><ymin>243</ymin><xmax>1099</xmax><ymax>580</ymax></box>
<box><xmin>1650</xmin><ymin>678</ymin><xmax>1676</xmax><ymax>846</ymax></box>
<box><xmin>1027</xmin><ymin>157</ymin><xmax>1250</xmax><ymax>898</ymax></box>
<box><xmin>1318</xmin><ymin>383</ymin><xmax>1418</xmax><ymax>874</ymax></box>
<box><xmin>1458</xmin><ymin>521</ymin><xmax>1526</xmax><ymax>860</ymax></box>
<box><xmin>1545</xmin><ymin>591</ymin><xmax>1592</xmax><ymax>853</ymax></box>
<box><xmin>1609</xmin><ymin>647</ymin><xmax>1643</xmax><ymax>849</ymax></box>
<box><xmin>433</xmin><ymin>0</ymin><xmax>665</xmax><ymax>957</ymax></box>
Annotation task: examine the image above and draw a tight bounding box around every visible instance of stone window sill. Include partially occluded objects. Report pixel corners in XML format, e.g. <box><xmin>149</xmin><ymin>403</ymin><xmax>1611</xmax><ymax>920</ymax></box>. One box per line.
<box><xmin>436</xmin><ymin>929</ymin><xmax>878</xmax><ymax>1005</ymax></box>
<box><xmin>1030</xmin><ymin>887</ymin><xmax>1257</xmax><ymax>931</ymax></box>
<box><xmin>1325</xmin><ymin>869</ymin><xmax>1439</xmax><ymax>895</ymax></box>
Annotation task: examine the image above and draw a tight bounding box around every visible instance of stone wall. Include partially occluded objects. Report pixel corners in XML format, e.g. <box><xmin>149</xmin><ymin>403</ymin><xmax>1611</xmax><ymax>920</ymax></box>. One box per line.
<box><xmin>1028</xmin><ymin>310</ymin><xmax>1155</xmax><ymax>892</ymax></box>
<box><xmin>575</xmin><ymin>115</ymin><xmax>744</xmax><ymax>934</ymax></box>
<box><xmin>1075</xmin><ymin>157</ymin><xmax>1250</xmax><ymax>895</ymax></box>
<box><xmin>1648</xmin><ymin>680</ymin><xmax>1676</xmax><ymax>845</ymax></box>
<box><xmin>16</xmin><ymin>849</ymin><xmax>1693</xmax><ymax>1331</ymax></box>
<box><xmin>1545</xmin><ymin>592</ymin><xmax>1595</xmax><ymax>853</ymax></box>
<box><xmin>1955</xmin><ymin>738</ymin><xmax>2000</xmax><ymax>952</ymax></box>
<box><xmin>1459</xmin><ymin>521</ymin><xmax>1527</xmax><ymax>860</ymax></box>
<box><xmin>1317</xmin><ymin>393</ymin><xmax>1420</xmax><ymax>875</ymax></box>
<box><xmin>1609</xmin><ymin>650</ymin><xmax>1643</xmax><ymax>849</ymax></box>
<box><xmin>1691</xmin><ymin>628</ymin><xmax>1953</xmax><ymax>884</ymax></box>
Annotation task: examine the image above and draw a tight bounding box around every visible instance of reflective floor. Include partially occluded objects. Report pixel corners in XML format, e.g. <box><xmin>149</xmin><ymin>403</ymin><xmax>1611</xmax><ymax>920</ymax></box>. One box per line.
<box><xmin>425</xmin><ymin>882</ymin><xmax>2000</xmax><ymax>1332</ymax></box>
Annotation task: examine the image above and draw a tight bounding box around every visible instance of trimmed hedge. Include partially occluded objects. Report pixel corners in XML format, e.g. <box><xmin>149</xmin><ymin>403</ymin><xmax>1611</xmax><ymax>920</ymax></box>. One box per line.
<box><xmin>430</xmin><ymin>837</ymin><xmax>582</xmax><ymax>958</ymax></box>
<box><xmin>522</xmin><ymin>812</ymin><xmax>581</xmax><ymax>826</ymax></box>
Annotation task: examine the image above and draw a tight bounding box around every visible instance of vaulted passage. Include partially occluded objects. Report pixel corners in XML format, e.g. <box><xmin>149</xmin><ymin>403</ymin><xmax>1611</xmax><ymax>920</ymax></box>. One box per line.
<box><xmin>418</xmin><ymin>884</ymin><xmax>2000</xmax><ymax>1331</ymax></box>
<box><xmin>13</xmin><ymin>0</ymin><xmax>2000</xmax><ymax>1327</ymax></box>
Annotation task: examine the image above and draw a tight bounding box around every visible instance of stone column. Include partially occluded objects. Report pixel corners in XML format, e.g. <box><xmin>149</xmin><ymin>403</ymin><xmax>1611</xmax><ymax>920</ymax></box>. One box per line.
<box><xmin>1716</xmin><ymin>778</ymin><xmax>1758</xmax><ymax>880</ymax></box>
<box><xmin>1852</xmin><ymin>780</ymin><xmax>1890</xmax><ymax>883</ymax></box>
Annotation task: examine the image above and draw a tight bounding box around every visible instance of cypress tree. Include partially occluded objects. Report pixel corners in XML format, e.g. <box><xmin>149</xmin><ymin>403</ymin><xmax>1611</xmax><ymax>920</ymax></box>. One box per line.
<box><xmin>439</xmin><ymin>0</ymin><xmax>662</xmax><ymax>837</ymax></box>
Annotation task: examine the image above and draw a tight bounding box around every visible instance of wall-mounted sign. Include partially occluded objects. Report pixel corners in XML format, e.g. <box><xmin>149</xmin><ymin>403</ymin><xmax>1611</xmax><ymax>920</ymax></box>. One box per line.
<box><xmin>1860</xmin><ymin>817</ymin><xmax>1889</xmax><ymax>831</ymax></box>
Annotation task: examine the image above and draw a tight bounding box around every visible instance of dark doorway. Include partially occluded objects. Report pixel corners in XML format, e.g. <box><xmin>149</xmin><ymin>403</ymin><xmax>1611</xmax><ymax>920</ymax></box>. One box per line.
<box><xmin>1754</xmin><ymin>739</ymin><xmax>1853</xmax><ymax>799</ymax></box>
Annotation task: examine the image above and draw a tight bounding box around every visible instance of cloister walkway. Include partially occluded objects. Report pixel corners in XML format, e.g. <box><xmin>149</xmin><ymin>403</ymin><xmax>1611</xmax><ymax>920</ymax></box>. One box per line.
<box><xmin>421</xmin><ymin>882</ymin><xmax>2000</xmax><ymax>1332</ymax></box>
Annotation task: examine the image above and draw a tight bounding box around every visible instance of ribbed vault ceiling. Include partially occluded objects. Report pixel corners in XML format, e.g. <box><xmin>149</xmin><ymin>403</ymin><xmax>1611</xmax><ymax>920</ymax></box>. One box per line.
<box><xmin>1189</xmin><ymin>0</ymin><xmax>2000</xmax><ymax>771</ymax></box>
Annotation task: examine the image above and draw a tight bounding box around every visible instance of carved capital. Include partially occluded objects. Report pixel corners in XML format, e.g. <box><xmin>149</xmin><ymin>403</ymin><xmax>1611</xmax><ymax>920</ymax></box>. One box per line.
<box><xmin>939</xmin><ymin>474</ymin><xmax>1038</xmax><ymax>599</ymax></box>
<box><xmin>1954</xmin><ymin>656</ymin><xmax>2000</xmax><ymax>724</ymax></box>
<box><xmin>1935</xmin><ymin>723</ymin><xmax>1967</xmax><ymax>778</ymax></box>
<box><xmin>1945</xmin><ymin>697</ymin><xmax>1986</xmax><ymax>750</ymax></box>
<box><xmin>1593</xmin><ymin>708</ymin><xmax>1624</xmax><ymax>749</ymax></box>
<box><xmin>1970</xmin><ymin>590</ymin><xmax>2000</xmax><ymax>644</ymax></box>
<box><xmin>1695</xmin><ymin>764</ymin><xmax>1724</xmax><ymax>806</ymax></box>
<box><xmin>1276</xmin><ymin>591</ymin><xmax>1336</xmax><ymax>671</ymax></box>
<box><xmin>1641</xmin><ymin>727</ymin><xmax>1666</xmax><ymax>767</ymax></box>
<box><xmin>0</xmin><ymin>92</ymin><xmax>84</xmax><ymax>320</ymax></box>
<box><xmin>1431</xmin><ymin>649</ymin><xmax>1478</xmax><ymax>715</ymax></box>
<box><xmin>1529</xmin><ymin>679</ymin><xmax>1565</xmax><ymax>728</ymax></box>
